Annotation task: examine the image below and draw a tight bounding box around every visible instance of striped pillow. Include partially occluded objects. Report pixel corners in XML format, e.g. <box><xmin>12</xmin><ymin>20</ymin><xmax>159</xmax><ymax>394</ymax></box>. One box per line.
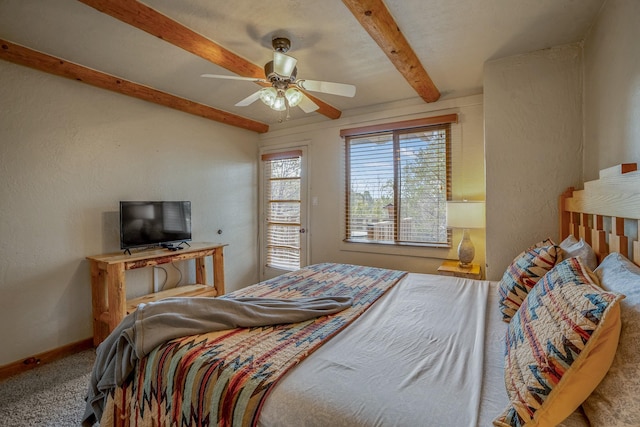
<box><xmin>498</xmin><ymin>239</ymin><xmax>560</xmax><ymax>322</ymax></box>
<box><xmin>494</xmin><ymin>257</ymin><xmax>623</xmax><ymax>427</ymax></box>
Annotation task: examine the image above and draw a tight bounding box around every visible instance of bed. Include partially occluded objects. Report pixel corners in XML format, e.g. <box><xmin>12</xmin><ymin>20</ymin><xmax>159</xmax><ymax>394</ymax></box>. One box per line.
<box><xmin>85</xmin><ymin>163</ymin><xmax>640</xmax><ymax>427</ymax></box>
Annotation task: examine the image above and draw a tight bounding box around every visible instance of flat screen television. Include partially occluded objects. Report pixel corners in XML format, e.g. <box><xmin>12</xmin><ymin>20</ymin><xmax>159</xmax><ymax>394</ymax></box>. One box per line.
<box><xmin>120</xmin><ymin>201</ymin><xmax>192</xmax><ymax>250</ymax></box>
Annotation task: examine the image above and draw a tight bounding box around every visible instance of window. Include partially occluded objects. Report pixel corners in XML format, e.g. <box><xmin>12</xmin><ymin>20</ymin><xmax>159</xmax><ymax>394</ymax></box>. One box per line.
<box><xmin>343</xmin><ymin>115</ymin><xmax>455</xmax><ymax>246</ymax></box>
<box><xmin>262</xmin><ymin>150</ymin><xmax>303</xmax><ymax>270</ymax></box>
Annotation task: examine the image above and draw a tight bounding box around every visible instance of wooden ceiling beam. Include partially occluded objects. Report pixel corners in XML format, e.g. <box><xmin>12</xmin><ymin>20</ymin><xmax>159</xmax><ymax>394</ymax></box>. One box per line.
<box><xmin>0</xmin><ymin>39</ymin><xmax>269</xmax><ymax>133</ymax></box>
<box><xmin>342</xmin><ymin>0</ymin><xmax>440</xmax><ymax>103</ymax></box>
<box><xmin>302</xmin><ymin>92</ymin><xmax>341</xmax><ymax>119</ymax></box>
<box><xmin>78</xmin><ymin>0</ymin><xmax>342</xmax><ymax>120</ymax></box>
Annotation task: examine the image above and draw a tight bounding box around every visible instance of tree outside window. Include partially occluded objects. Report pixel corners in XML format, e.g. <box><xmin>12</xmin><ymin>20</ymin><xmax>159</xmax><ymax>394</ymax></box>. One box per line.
<box><xmin>345</xmin><ymin>122</ymin><xmax>451</xmax><ymax>247</ymax></box>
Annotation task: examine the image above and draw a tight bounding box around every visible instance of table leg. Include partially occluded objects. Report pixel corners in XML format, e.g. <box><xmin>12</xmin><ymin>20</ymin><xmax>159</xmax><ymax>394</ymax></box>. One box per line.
<box><xmin>90</xmin><ymin>261</ymin><xmax>109</xmax><ymax>347</ymax></box>
<box><xmin>196</xmin><ymin>257</ymin><xmax>207</xmax><ymax>285</ymax></box>
<box><xmin>213</xmin><ymin>248</ymin><xmax>225</xmax><ymax>295</ymax></box>
<box><xmin>106</xmin><ymin>263</ymin><xmax>126</xmax><ymax>335</ymax></box>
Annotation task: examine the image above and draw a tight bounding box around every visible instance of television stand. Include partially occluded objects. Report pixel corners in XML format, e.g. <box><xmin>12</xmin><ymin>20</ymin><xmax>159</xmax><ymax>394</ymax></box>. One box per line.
<box><xmin>86</xmin><ymin>242</ymin><xmax>227</xmax><ymax>346</ymax></box>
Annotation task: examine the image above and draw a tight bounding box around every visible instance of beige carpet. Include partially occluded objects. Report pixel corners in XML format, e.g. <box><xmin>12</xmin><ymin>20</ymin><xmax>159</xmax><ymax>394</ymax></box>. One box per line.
<box><xmin>0</xmin><ymin>349</ymin><xmax>96</xmax><ymax>426</ymax></box>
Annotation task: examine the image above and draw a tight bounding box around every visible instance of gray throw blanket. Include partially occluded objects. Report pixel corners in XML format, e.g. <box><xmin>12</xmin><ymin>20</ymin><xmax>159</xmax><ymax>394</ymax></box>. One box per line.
<box><xmin>82</xmin><ymin>296</ymin><xmax>353</xmax><ymax>426</ymax></box>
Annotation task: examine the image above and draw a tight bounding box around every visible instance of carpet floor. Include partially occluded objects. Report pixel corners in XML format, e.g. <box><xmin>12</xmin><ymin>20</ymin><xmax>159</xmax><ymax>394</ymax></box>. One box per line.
<box><xmin>0</xmin><ymin>349</ymin><xmax>96</xmax><ymax>426</ymax></box>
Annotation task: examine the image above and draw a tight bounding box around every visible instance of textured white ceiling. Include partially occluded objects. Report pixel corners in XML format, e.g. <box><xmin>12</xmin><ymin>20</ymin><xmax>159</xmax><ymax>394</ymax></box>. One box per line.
<box><xmin>0</xmin><ymin>0</ymin><xmax>605</xmax><ymax>128</ymax></box>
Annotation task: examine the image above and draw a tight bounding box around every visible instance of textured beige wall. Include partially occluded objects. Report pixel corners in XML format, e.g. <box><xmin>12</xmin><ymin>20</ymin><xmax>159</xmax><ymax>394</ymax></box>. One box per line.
<box><xmin>583</xmin><ymin>0</ymin><xmax>640</xmax><ymax>180</ymax></box>
<box><xmin>0</xmin><ymin>62</ymin><xmax>259</xmax><ymax>366</ymax></box>
<box><xmin>484</xmin><ymin>44</ymin><xmax>584</xmax><ymax>280</ymax></box>
<box><xmin>260</xmin><ymin>95</ymin><xmax>486</xmax><ymax>275</ymax></box>
<box><xmin>5</xmin><ymin>0</ymin><xmax>635</xmax><ymax>367</ymax></box>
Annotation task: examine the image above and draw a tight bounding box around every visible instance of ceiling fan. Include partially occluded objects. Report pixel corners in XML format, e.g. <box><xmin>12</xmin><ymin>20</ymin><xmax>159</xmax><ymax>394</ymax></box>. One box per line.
<box><xmin>201</xmin><ymin>37</ymin><xmax>356</xmax><ymax>113</ymax></box>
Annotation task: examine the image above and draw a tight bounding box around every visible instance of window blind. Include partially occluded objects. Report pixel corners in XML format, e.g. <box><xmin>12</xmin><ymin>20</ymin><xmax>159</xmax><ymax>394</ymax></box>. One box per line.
<box><xmin>345</xmin><ymin>119</ymin><xmax>452</xmax><ymax>246</ymax></box>
<box><xmin>263</xmin><ymin>153</ymin><xmax>302</xmax><ymax>270</ymax></box>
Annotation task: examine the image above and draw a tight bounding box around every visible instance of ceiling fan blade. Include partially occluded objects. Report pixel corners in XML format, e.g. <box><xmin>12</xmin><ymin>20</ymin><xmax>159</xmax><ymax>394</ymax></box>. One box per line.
<box><xmin>201</xmin><ymin>74</ymin><xmax>265</xmax><ymax>83</ymax></box>
<box><xmin>273</xmin><ymin>51</ymin><xmax>297</xmax><ymax>77</ymax></box>
<box><xmin>235</xmin><ymin>90</ymin><xmax>262</xmax><ymax>107</ymax></box>
<box><xmin>298</xmin><ymin>95</ymin><xmax>319</xmax><ymax>113</ymax></box>
<box><xmin>297</xmin><ymin>79</ymin><xmax>356</xmax><ymax>97</ymax></box>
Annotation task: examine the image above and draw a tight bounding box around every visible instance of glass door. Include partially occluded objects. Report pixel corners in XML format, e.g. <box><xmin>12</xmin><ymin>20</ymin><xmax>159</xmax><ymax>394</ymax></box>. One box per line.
<box><xmin>259</xmin><ymin>147</ymin><xmax>308</xmax><ymax>280</ymax></box>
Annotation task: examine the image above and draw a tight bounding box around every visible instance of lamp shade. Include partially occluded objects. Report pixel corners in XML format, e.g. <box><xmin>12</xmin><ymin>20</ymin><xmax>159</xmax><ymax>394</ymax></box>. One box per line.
<box><xmin>259</xmin><ymin>87</ymin><xmax>278</xmax><ymax>107</ymax></box>
<box><xmin>446</xmin><ymin>201</ymin><xmax>485</xmax><ymax>229</ymax></box>
<box><xmin>285</xmin><ymin>88</ymin><xmax>303</xmax><ymax>107</ymax></box>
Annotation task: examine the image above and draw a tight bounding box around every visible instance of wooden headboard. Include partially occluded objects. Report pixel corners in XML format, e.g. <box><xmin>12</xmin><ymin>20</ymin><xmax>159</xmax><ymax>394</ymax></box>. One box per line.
<box><xmin>559</xmin><ymin>163</ymin><xmax>640</xmax><ymax>265</ymax></box>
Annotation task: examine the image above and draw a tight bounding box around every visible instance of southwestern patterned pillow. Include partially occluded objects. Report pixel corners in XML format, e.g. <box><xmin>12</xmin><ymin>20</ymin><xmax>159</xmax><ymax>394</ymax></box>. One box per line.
<box><xmin>494</xmin><ymin>257</ymin><xmax>623</xmax><ymax>427</ymax></box>
<box><xmin>498</xmin><ymin>239</ymin><xmax>560</xmax><ymax>322</ymax></box>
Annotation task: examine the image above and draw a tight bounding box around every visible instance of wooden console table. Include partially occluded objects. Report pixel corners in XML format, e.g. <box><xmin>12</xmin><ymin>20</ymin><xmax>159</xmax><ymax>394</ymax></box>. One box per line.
<box><xmin>86</xmin><ymin>242</ymin><xmax>226</xmax><ymax>346</ymax></box>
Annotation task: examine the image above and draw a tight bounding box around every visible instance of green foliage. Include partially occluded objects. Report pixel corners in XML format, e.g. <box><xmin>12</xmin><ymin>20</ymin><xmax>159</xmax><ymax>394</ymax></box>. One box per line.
<box><xmin>348</xmin><ymin>131</ymin><xmax>448</xmax><ymax>243</ymax></box>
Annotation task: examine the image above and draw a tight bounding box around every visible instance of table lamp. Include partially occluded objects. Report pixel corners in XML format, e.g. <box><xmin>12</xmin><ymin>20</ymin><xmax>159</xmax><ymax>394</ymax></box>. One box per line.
<box><xmin>446</xmin><ymin>201</ymin><xmax>485</xmax><ymax>267</ymax></box>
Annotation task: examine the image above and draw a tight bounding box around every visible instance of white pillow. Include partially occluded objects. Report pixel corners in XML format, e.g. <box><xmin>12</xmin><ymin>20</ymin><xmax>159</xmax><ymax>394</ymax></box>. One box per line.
<box><xmin>560</xmin><ymin>235</ymin><xmax>579</xmax><ymax>247</ymax></box>
<box><xmin>582</xmin><ymin>252</ymin><xmax>640</xmax><ymax>426</ymax></box>
<box><xmin>559</xmin><ymin>236</ymin><xmax>597</xmax><ymax>271</ymax></box>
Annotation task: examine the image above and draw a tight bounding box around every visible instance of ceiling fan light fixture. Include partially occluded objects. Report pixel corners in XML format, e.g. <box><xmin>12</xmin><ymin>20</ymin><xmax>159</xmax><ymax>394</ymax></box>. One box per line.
<box><xmin>285</xmin><ymin>88</ymin><xmax>303</xmax><ymax>107</ymax></box>
<box><xmin>259</xmin><ymin>87</ymin><xmax>278</xmax><ymax>107</ymax></box>
<box><xmin>272</xmin><ymin>94</ymin><xmax>287</xmax><ymax>111</ymax></box>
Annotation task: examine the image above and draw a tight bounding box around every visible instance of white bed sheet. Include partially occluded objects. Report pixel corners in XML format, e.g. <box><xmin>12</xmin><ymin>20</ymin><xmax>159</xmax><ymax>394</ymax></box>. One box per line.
<box><xmin>259</xmin><ymin>272</ymin><xmax>590</xmax><ymax>427</ymax></box>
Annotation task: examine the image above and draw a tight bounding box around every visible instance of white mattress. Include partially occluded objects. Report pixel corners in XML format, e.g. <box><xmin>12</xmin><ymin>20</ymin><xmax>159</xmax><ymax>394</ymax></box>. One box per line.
<box><xmin>258</xmin><ymin>272</ymin><xmax>590</xmax><ymax>426</ymax></box>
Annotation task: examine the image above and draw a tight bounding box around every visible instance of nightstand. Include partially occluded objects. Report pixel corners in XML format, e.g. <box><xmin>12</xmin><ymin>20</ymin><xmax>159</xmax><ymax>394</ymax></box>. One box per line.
<box><xmin>437</xmin><ymin>260</ymin><xmax>482</xmax><ymax>280</ymax></box>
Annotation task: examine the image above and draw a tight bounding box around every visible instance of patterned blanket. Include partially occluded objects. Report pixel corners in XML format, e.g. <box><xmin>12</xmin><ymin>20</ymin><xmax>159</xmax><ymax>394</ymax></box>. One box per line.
<box><xmin>103</xmin><ymin>263</ymin><xmax>407</xmax><ymax>426</ymax></box>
